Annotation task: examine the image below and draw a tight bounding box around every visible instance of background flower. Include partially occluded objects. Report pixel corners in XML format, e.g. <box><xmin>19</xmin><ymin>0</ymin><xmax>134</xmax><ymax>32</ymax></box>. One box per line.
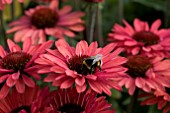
<box><xmin>117</xmin><ymin>55</ymin><xmax>170</xmax><ymax>95</ymax></box>
<box><xmin>0</xmin><ymin>38</ymin><xmax>53</xmax><ymax>99</ymax></box>
<box><xmin>7</xmin><ymin>0</ymin><xmax>85</xmax><ymax>44</ymax></box>
<box><xmin>0</xmin><ymin>86</ymin><xmax>40</xmax><ymax>113</ymax></box>
<box><xmin>48</xmin><ymin>88</ymin><xmax>115</xmax><ymax>113</ymax></box>
<box><xmin>108</xmin><ymin>18</ymin><xmax>170</xmax><ymax>57</ymax></box>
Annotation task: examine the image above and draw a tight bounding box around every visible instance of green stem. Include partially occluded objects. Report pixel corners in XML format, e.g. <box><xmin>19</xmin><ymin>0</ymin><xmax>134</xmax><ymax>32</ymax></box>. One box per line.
<box><xmin>127</xmin><ymin>88</ymin><xmax>139</xmax><ymax>113</ymax></box>
<box><xmin>0</xmin><ymin>11</ymin><xmax>7</xmax><ymax>48</ymax></box>
<box><xmin>11</xmin><ymin>2</ymin><xmax>15</xmax><ymax>20</ymax></box>
<box><xmin>165</xmin><ymin>0</ymin><xmax>170</xmax><ymax>27</ymax></box>
<box><xmin>95</xmin><ymin>4</ymin><xmax>104</xmax><ymax>47</ymax></box>
<box><xmin>118</xmin><ymin>0</ymin><xmax>124</xmax><ymax>24</ymax></box>
<box><xmin>59</xmin><ymin>0</ymin><xmax>63</xmax><ymax>9</ymax></box>
<box><xmin>87</xmin><ymin>4</ymin><xmax>97</xmax><ymax>44</ymax></box>
<box><xmin>20</xmin><ymin>3</ymin><xmax>25</xmax><ymax>15</ymax></box>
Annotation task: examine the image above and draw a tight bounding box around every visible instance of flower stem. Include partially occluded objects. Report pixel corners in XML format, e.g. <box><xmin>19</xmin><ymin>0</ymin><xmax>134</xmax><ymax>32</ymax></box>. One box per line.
<box><xmin>118</xmin><ymin>0</ymin><xmax>124</xmax><ymax>24</ymax></box>
<box><xmin>87</xmin><ymin>4</ymin><xmax>97</xmax><ymax>44</ymax></box>
<box><xmin>11</xmin><ymin>2</ymin><xmax>15</xmax><ymax>20</ymax></box>
<box><xmin>0</xmin><ymin>10</ymin><xmax>7</xmax><ymax>48</ymax></box>
<box><xmin>127</xmin><ymin>88</ymin><xmax>139</xmax><ymax>113</ymax></box>
<box><xmin>95</xmin><ymin>4</ymin><xmax>104</xmax><ymax>47</ymax></box>
<box><xmin>165</xmin><ymin>0</ymin><xmax>170</xmax><ymax>27</ymax></box>
<box><xmin>20</xmin><ymin>3</ymin><xmax>25</xmax><ymax>15</ymax></box>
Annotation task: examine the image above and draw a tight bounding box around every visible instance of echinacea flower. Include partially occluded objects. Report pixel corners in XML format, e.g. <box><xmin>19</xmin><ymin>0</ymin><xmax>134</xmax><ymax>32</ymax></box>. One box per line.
<box><xmin>0</xmin><ymin>86</ymin><xmax>42</xmax><ymax>113</ymax></box>
<box><xmin>0</xmin><ymin>0</ymin><xmax>24</xmax><ymax>10</ymax></box>
<box><xmin>0</xmin><ymin>38</ymin><xmax>53</xmax><ymax>99</ymax></box>
<box><xmin>108</xmin><ymin>18</ymin><xmax>170</xmax><ymax>57</ymax></box>
<box><xmin>118</xmin><ymin>55</ymin><xmax>170</xmax><ymax>95</ymax></box>
<box><xmin>31</xmin><ymin>87</ymin><xmax>52</xmax><ymax>113</ymax></box>
<box><xmin>35</xmin><ymin>39</ymin><xmax>127</xmax><ymax>96</ymax></box>
<box><xmin>140</xmin><ymin>90</ymin><xmax>170</xmax><ymax>113</ymax></box>
<box><xmin>7</xmin><ymin>0</ymin><xmax>85</xmax><ymax>44</ymax></box>
<box><xmin>48</xmin><ymin>88</ymin><xmax>115</xmax><ymax>113</ymax></box>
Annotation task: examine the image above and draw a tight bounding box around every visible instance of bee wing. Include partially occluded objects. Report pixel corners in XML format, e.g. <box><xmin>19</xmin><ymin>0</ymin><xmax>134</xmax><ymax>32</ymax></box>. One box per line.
<box><xmin>91</xmin><ymin>54</ymin><xmax>103</xmax><ymax>65</ymax></box>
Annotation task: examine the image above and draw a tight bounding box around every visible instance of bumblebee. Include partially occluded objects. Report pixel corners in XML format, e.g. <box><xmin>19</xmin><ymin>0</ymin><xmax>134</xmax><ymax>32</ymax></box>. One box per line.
<box><xmin>82</xmin><ymin>54</ymin><xmax>102</xmax><ymax>74</ymax></box>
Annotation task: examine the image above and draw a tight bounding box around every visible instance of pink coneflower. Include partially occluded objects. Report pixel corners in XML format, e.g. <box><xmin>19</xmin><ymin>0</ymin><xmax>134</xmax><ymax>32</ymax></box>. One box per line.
<box><xmin>7</xmin><ymin>0</ymin><xmax>85</xmax><ymax>44</ymax></box>
<box><xmin>118</xmin><ymin>55</ymin><xmax>170</xmax><ymax>95</ymax></box>
<box><xmin>0</xmin><ymin>0</ymin><xmax>24</xmax><ymax>10</ymax></box>
<box><xmin>0</xmin><ymin>86</ymin><xmax>41</xmax><ymax>113</ymax></box>
<box><xmin>31</xmin><ymin>87</ymin><xmax>52</xmax><ymax>113</ymax></box>
<box><xmin>108</xmin><ymin>18</ymin><xmax>170</xmax><ymax>57</ymax></box>
<box><xmin>48</xmin><ymin>88</ymin><xmax>115</xmax><ymax>113</ymax></box>
<box><xmin>141</xmin><ymin>90</ymin><xmax>170</xmax><ymax>113</ymax></box>
<box><xmin>35</xmin><ymin>39</ymin><xmax>127</xmax><ymax>96</ymax></box>
<box><xmin>0</xmin><ymin>38</ymin><xmax>53</xmax><ymax>99</ymax></box>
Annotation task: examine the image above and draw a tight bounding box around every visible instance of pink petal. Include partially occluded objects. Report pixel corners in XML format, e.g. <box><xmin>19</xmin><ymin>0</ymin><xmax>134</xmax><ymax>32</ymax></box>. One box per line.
<box><xmin>6</xmin><ymin>76</ymin><xmax>16</xmax><ymax>87</ymax></box>
<box><xmin>0</xmin><ymin>84</ymin><xmax>10</xmax><ymax>99</ymax></box>
<box><xmin>142</xmin><ymin>46</ymin><xmax>151</xmax><ymax>52</ymax></box>
<box><xmin>38</xmin><ymin>67</ymin><xmax>51</xmax><ymax>73</ymax></box>
<box><xmin>123</xmin><ymin>19</ymin><xmax>135</xmax><ymax>35</ymax></box>
<box><xmin>131</xmin><ymin>47</ymin><xmax>140</xmax><ymax>55</ymax></box>
<box><xmin>64</xmin><ymin>29</ymin><xmax>75</xmax><ymax>37</ymax></box>
<box><xmin>23</xmin><ymin>37</ymin><xmax>31</xmax><ymax>52</ymax></box>
<box><xmin>12</xmin><ymin>71</ymin><xmax>20</xmax><ymax>80</ymax></box>
<box><xmin>43</xmin><ymin>54</ymin><xmax>67</xmax><ymax>68</ymax></box>
<box><xmin>0</xmin><ymin>68</ymin><xmax>13</xmax><ymax>73</ymax></box>
<box><xmin>49</xmin><ymin>0</ymin><xmax>59</xmax><ymax>10</ymax></box>
<box><xmin>57</xmin><ymin>45</ymin><xmax>73</xmax><ymax>58</ymax></box>
<box><xmin>58</xmin><ymin>18</ymin><xmax>83</xmax><ymax>26</ymax></box>
<box><xmin>134</xmin><ymin>18</ymin><xmax>145</xmax><ymax>32</ymax></box>
<box><xmin>44</xmin><ymin>74</ymin><xmax>57</xmax><ymax>82</ymax></box>
<box><xmin>0</xmin><ymin>45</ymin><xmax>6</xmax><ymax>58</ymax></box>
<box><xmin>22</xmin><ymin>74</ymin><xmax>35</xmax><ymax>87</ymax></box>
<box><xmin>76</xmin><ymin>40</ymin><xmax>88</xmax><ymax>55</ymax></box>
<box><xmin>55</xmin><ymin>39</ymin><xmax>75</xmax><ymax>57</ymax></box>
<box><xmin>103</xmin><ymin>57</ymin><xmax>127</xmax><ymax>69</ymax></box>
<box><xmin>76</xmin><ymin>84</ymin><xmax>86</xmax><ymax>93</ymax></box>
<box><xmin>38</xmin><ymin>30</ymin><xmax>46</xmax><ymax>44</ymax></box>
<box><xmin>7</xmin><ymin>39</ymin><xmax>20</xmax><ymax>52</ymax></box>
<box><xmin>36</xmin><ymin>40</ymin><xmax>53</xmax><ymax>54</ymax></box>
<box><xmin>60</xmin><ymin>78</ymin><xmax>74</xmax><ymax>88</ymax></box>
<box><xmin>75</xmin><ymin>77</ymin><xmax>85</xmax><ymax>86</ymax></box>
<box><xmin>88</xmin><ymin>81</ymin><xmax>102</xmax><ymax>94</ymax></box>
<box><xmin>125</xmin><ymin>78</ymin><xmax>134</xmax><ymax>89</ymax></box>
<box><xmin>7</xmin><ymin>25</ymin><xmax>29</xmax><ymax>34</ymax></box>
<box><xmin>68</xmin><ymin>24</ymin><xmax>84</xmax><ymax>31</ymax></box>
<box><xmin>124</xmin><ymin>40</ymin><xmax>137</xmax><ymax>46</ymax></box>
<box><xmin>65</xmin><ymin>70</ymin><xmax>77</xmax><ymax>78</ymax></box>
<box><xmin>61</xmin><ymin>11</ymin><xmax>85</xmax><ymax>20</ymax></box>
<box><xmin>150</xmin><ymin>19</ymin><xmax>161</xmax><ymax>32</ymax></box>
<box><xmin>0</xmin><ymin>75</ymin><xmax>9</xmax><ymax>83</ymax></box>
<box><xmin>154</xmin><ymin>60</ymin><xmax>170</xmax><ymax>71</ymax></box>
<box><xmin>58</xmin><ymin>6</ymin><xmax>72</xmax><ymax>16</ymax></box>
<box><xmin>98</xmin><ymin>81</ymin><xmax>112</xmax><ymax>96</ymax></box>
<box><xmin>16</xmin><ymin>79</ymin><xmax>25</xmax><ymax>93</ymax></box>
<box><xmin>128</xmin><ymin>85</ymin><xmax>136</xmax><ymax>95</ymax></box>
<box><xmin>51</xmin><ymin>66</ymin><xmax>65</xmax><ymax>74</ymax></box>
<box><xmin>88</xmin><ymin>41</ymin><xmax>98</xmax><ymax>56</ymax></box>
<box><xmin>135</xmin><ymin>77</ymin><xmax>144</xmax><ymax>88</ymax></box>
<box><xmin>99</xmin><ymin>43</ymin><xmax>117</xmax><ymax>56</ymax></box>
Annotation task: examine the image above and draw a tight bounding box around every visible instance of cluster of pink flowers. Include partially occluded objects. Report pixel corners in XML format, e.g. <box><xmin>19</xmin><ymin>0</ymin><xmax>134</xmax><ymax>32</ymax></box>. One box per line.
<box><xmin>108</xmin><ymin>18</ymin><xmax>170</xmax><ymax>112</ymax></box>
<box><xmin>0</xmin><ymin>0</ymin><xmax>170</xmax><ymax>113</ymax></box>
